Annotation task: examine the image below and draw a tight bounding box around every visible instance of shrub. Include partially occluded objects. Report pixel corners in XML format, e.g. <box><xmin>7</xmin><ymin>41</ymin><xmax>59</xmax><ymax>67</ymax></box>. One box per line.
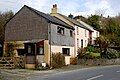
<box><xmin>77</xmin><ymin>48</ymin><xmax>86</xmax><ymax>59</ymax></box>
<box><xmin>84</xmin><ymin>52</ymin><xmax>100</xmax><ymax>59</ymax></box>
<box><xmin>4</xmin><ymin>42</ymin><xmax>15</xmax><ymax>57</ymax></box>
<box><xmin>77</xmin><ymin>47</ymin><xmax>100</xmax><ymax>59</ymax></box>
<box><xmin>52</xmin><ymin>53</ymin><xmax>65</xmax><ymax>68</ymax></box>
<box><xmin>86</xmin><ymin>45</ymin><xmax>100</xmax><ymax>53</ymax></box>
<box><xmin>70</xmin><ymin>57</ymin><xmax>77</xmax><ymax>65</ymax></box>
<box><xmin>106</xmin><ymin>48</ymin><xmax>120</xmax><ymax>59</ymax></box>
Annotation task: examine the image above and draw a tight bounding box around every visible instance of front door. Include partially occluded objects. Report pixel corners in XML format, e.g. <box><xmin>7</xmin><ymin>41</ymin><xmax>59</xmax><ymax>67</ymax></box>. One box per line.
<box><xmin>25</xmin><ymin>43</ymin><xmax>36</xmax><ymax>64</ymax></box>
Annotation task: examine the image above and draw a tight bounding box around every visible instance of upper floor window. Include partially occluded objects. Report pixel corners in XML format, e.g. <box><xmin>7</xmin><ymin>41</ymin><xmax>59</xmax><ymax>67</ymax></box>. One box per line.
<box><xmin>70</xmin><ymin>30</ymin><xmax>73</xmax><ymax>37</ymax></box>
<box><xmin>77</xmin><ymin>27</ymin><xmax>79</xmax><ymax>35</ymax></box>
<box><xmin>96</xmin><ymin>32</ymin><xmax>99</xmax><ymax>37</ymax></box>
<box><xmin>57</xmin><ymin>26</ymin><xmax>64</xmax><ymax>35</ymax></box>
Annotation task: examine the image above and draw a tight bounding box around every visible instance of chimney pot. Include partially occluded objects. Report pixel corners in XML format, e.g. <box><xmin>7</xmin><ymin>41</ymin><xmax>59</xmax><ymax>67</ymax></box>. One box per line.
<box><xmin>53</xmin><ymin>5</ymin><xmax>55</xmax><ymax>8</ymax></box>
<box><xmin>51</xmin><ymin>4</ymin><xmax>58</xmax><ymax>14</ymax></box>
<box><xmin>54</xmin><ymin>4</ymin><xmax>57</xmax><ymax>8</ymax></box>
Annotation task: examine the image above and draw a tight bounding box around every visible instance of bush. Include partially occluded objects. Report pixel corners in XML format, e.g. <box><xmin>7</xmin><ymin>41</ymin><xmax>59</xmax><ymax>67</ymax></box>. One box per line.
<box><xmin>77</xmin><ymin>48</ymin><xmax>86</xmax><ymax>59</ymax></box>
<box><xmin>52</xmin><ymin>53</ymin><xmax>65</xmax><ymax>68</ymax></box>
<box><xmin>77</xmin><ymin>47</ymin><xmax>100</xmax><ymax>59</ymax></box>
<box><xmin>86</xmin><ymin>45</ymin><xmax>100</xmax><ymax>53</ymax></box>
<box><xmin>70</xmin><ymin>57</ymin><xmax>77</xmax><ymax>65</ymax></box>
<box><xmin>84</xmin><ymin>52</ymin><xmax>100</xmax><ymax>59</ymax></box>
<box><xmin>4</xmin><ymin>42</ymin><xmax>15</xmax><ymax>57</ymax></box>
<box><xmin>106</xmin><ymin>49</ymin><xmax>120</xmax><ymax>59</ymax></box>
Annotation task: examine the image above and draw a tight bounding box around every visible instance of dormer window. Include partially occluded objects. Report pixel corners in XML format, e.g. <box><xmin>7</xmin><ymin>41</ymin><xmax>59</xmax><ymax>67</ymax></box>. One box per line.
<box><xmin>57</xmin><ymin>26</ymin><xmax>64</xmax><ymax>35</ymax></box>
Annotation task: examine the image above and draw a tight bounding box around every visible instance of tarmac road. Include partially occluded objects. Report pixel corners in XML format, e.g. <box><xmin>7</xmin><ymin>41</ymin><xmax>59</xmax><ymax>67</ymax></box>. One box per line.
<box><xmin>29</xmin><ymin>65</ymin><xmax>120</xmax><ymax>80</ymax></box>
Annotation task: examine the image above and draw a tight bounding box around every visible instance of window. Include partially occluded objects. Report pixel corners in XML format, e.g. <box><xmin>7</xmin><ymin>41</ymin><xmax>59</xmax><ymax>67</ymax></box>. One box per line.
<box><xmin>57</xmin><ymin>26</ymin><xmax>64</xmax><ymax>35</ymax></box>
<box><xmin>77</xmin><ymin>27</ymin><xmax>79</xmax><ymax>35</ymax></box>
<box><xmin>81</xmin><ymin>39</ymin><xmax>83</xmax><ymax>48</ymax></box>
<box><xmin>85</xmin><ymin>30</ymin><xmax>87</xmax><ymax>37</ymax></box>
<box><xmin>37</xmin><ymin>47</ymin><xmax>44</xmax><ymax>55</ymax></box>
<box><xmin>96</xmin><ymin>32</ymin><xmax>99</xmax><ymax>37</ymax></box>
<box><xmin>70</xmin><ymin>30</ymin><xmax>73</xmax><ymax>37</ymax></box>
<box><xmin>62</xmin><ymin>48</ymin><xmax>70</xmax><ymax>55</ymax></box>
<box><xmin>26</xmin><ymin>44</ymin><xmax>35</xmax><ymax>55</ymax></box>
<box><xmin>28</xmin><ymin>45</ymin><xmax>32</xmax><ymax>53</ymax></box>
<box><xmin>85</xmin><ymin>40</ymin><xmax>87</xmax><ymax>47</ymax></box>
<box><xmin>77</xmin><ymin>39</ymin><xmax>79</xmax><ymax>47</ymax></box>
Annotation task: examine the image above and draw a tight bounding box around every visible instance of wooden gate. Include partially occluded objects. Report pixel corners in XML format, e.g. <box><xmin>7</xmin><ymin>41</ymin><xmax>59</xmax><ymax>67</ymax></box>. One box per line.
<box><xmin>0</xmin><ymin>57</ymin><xmax>25</xmax><ymax>69</ymax></box>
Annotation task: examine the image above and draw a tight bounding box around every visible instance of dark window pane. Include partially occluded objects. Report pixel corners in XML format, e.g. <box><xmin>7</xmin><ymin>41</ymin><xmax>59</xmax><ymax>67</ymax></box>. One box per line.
<box><xmin>62</xmin><ymin>48</ymin><xmax>70</xmax><ymax>55</ymax></box>
<box><xmin>70</xmin><ymin>30</ymin><xmax>73</xmax><ymax>37</ymax></box>
<box><xmin>37</xmin><ymin>47</ymin><xmax>44</xmax><ymax>55</ymax></box>
<box><xmin>57</xmin><ymin>26</ymin><xmax>64</xmax><ymax>35</ymax></box>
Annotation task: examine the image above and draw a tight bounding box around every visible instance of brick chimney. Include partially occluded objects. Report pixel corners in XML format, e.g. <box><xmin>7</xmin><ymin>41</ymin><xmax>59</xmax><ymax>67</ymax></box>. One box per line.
<box><xmin>51</xmin><ymin>4</ymin><xmax>58</xmax><ymax>14</ymax></box>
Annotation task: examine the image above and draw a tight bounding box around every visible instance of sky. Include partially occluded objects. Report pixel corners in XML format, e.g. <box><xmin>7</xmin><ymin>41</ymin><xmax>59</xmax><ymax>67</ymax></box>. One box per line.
<box><xmin>0</xmin><ymin>0</ymin><xmax>120</xmax><ymax>17</ymax></box>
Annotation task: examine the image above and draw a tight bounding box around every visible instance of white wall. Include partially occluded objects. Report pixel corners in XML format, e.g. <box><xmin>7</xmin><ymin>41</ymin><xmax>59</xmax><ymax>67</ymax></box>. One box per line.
<box><xmin>51</xmin><ymin>45</ymin><xmax>74</xmax><ymax>57</ymax></box>
<box><xmin>51</xmin><ymin>45</ymin><xmax>74</xmax><ymax>65</ymax></box>
<box><xmin>92</xmin><ymin>30</ymin><xmax>100</xmax><ymax>44</ymax></box>
<box><xmin>74</xmin><ymin>25</ymin><xmax>89</xmax><ymax>56</ymax></box>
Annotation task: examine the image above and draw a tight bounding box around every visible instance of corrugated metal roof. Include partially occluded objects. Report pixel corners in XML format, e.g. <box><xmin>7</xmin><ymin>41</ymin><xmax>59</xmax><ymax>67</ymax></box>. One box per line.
<box><xmin>25</xmin><ymin>5</ymin><xmax>74</xmax><ymax>30</ymax></box>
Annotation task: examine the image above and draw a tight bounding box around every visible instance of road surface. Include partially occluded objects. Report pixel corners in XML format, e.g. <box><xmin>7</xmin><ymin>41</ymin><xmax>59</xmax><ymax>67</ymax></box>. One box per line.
<box><xmin>29</xmin><ymin>65</ymin><xmax>120</xmax><ymax>80</ymax></box>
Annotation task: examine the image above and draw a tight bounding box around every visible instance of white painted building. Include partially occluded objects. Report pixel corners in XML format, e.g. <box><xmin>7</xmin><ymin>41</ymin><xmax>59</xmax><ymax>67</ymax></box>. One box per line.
<box><xmin>50</xmin><ymin>4</ymin><xmax>97</xmax><ymax>57</ymax></box>
<box><xmin>79</xmin><ymin>20</ymin><xmax>100</xmax><ymax>45</ymax></box>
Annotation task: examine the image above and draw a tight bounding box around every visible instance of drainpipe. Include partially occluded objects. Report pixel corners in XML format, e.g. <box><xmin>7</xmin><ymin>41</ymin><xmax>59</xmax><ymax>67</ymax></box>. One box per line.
<box><xmin>35</xmin><ymin>43</ymin><xmax>37</xmax><ymax>68</ymax></box>
<box><xmin>49</xmin><ymin>22</ymin><xmax>52</xmax><ymax>68</ymax></box>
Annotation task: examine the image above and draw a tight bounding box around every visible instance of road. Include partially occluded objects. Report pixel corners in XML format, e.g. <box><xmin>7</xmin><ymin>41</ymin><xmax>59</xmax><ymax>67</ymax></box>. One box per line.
<box><xmin>29</xmin><ymin>65</ymin><xmax>120</xmax><ymax>80</ymax></box>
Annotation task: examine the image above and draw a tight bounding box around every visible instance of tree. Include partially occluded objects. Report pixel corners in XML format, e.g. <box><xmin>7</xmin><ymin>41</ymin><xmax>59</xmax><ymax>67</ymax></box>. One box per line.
<box><xmin>96</xmin><ymin>35</ymin><xmax>110</xmax><ymax>58</ymax></box>
<box><xmin>87</xmin><ymin>15</ymin><xmax>101</xmax><ymax>30</ymax></box>
<box><xmin>0</xmin><ymin>11</ymin><xmax>14</xmax><ymax>42</ymax></box>
<box><xmin>100</xmin><ymin>16</ymin><xmax>120</xmax><ymax>46</ymax></box>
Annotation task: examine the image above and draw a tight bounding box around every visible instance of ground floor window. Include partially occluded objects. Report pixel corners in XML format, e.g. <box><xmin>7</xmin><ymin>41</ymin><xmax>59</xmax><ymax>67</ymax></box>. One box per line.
<box><xmin>85</xmin><ymin>40</ymin><xmax>87</xmax><ymax>47</ymax></box>
<box><xmin>25</xmin><ymin>43</ymin><xmax>35</xmax><ymax>55</ymax></box>
<box><xmin>77</xmin><ymin>39</ymin><xmax>79</xmax><ymax>47</ymax></box>
<box><xmin>37</xmin><ymin>47</ymin><xmax>44</xmax><ymax>55</ymax></box>
<box><xmin>62</xmin><ymin>48</ymin><xmax>70</xmax><ymax>56</ymax></box>
<box><xmin>81</xmin><ymin>39</ymin><xmax>83</xmax><ymax>48</ymax></box>
<box><xmin>28</xmin><ymin>45</ymin><xmax>32</xmax><ymax>53</ymax></box>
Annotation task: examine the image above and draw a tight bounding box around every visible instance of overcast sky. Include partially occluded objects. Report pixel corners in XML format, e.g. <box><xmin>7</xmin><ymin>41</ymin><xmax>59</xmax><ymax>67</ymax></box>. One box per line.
<box><xmin>0</xmin><ymin>0</ymin><xmax>120</xmax><ymax>17</ymax></box>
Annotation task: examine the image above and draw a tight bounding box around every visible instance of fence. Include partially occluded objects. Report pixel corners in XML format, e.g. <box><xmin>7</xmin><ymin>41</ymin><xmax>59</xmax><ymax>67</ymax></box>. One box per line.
<box><xmin>0</xmin><ymin>57</ymin><xmax>25</xmax><ymax>69</ymax></box>
<box><xmin>77</xmin><ymin>59</ymin><xmax>120</xmax><ymax>66</ymax></box>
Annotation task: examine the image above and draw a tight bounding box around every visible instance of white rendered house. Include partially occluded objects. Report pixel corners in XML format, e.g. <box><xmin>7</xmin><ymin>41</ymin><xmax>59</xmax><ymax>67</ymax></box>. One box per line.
<box><xmin>50</xmin><ymin>4</ymin><xmax>96</xmax><ymax>57</ymax></box>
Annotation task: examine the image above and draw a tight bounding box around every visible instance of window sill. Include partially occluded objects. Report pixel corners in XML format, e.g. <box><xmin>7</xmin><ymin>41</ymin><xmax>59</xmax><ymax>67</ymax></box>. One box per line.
<box><xmin>63</xmin><ymin>54</ymin><xmax>70</xmax><ymax>56</ymax></box>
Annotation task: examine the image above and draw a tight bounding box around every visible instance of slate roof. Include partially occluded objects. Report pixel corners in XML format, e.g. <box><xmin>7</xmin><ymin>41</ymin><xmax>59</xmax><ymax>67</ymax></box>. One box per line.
<box><xmin>58</xmin><ymin>13</ymin><xmax>94</xmax><ymax>31</ymax></box>
<box><xmin>79</xmin><ymin>21</ymin><xmax>94</xmax><ymax>31</ymax></box>
<box><xmin>25</xmin><ymin>5</ymin><xmax>74</xmax><ymax>30</ymax></box>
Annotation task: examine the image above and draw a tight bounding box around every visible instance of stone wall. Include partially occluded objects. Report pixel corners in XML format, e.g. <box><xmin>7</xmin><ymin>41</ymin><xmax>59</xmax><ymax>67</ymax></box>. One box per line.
<box><xmin>77</xmin><ymin>59</ymin><xmax>120</xmax><ymax>66</ymax></box>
